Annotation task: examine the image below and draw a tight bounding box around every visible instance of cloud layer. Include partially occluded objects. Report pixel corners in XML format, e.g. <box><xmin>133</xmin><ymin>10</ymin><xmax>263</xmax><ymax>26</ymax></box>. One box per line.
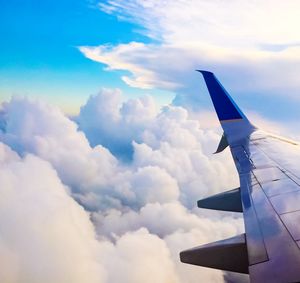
<box><xmin>0</xmin><ymin>92</ymin><xmax>246</xmax><ymax>282</ymax></box>
<box><xmin>80</xmin><ymin>0</ymin><xmax>300</xmax><ymax>110</ymax></box>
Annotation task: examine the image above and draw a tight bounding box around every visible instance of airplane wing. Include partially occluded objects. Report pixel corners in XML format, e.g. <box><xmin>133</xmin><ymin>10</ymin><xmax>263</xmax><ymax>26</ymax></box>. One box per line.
<box><xmin>180</xmin><ymin>71</ymin><xmax>300</xmax><ymax>282</ymax></box>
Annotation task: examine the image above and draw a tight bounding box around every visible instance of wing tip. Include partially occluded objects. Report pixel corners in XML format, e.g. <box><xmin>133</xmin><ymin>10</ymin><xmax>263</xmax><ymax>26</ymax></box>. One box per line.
<box><xmin>196</xmin><ymin>70</ymin><xmax>214</xmax><ymax>75</ymax></box>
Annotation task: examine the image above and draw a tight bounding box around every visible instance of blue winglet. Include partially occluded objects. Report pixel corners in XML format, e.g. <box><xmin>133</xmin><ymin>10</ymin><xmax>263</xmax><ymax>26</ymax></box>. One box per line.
<box><xmin>197</xmin><ymin>70</ymin><xmax>247</xmax><ymax>122</ymax></box>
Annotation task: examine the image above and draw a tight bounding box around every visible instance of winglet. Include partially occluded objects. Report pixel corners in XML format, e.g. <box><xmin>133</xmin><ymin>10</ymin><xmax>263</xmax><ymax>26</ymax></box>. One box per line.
<box><xmin>197</xmin><ymin>70</ymin><xmax>255</xmax><ymax>142</ymax></box>
<box><xmin>197</xmin><ymin>70</ymin><xmax>248</xmax><ymax>122</ymax></box>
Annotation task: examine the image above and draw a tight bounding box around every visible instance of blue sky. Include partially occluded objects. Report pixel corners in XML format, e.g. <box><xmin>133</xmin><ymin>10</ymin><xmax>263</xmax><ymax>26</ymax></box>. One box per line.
<box><xmin>1</xmin><ymin>0</ymin><xmax>300</xmax><ymax>127</ymax></box>
<box><xmin>0</xmin><ymin>0</ymin><xmax>173</xmax><ymax>112</ymax></box>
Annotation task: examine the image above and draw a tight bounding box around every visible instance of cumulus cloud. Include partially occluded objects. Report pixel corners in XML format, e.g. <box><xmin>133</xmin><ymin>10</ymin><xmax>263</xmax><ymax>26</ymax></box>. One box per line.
<box><xmin>0</xmin><ymin>96</ymin><xmax>118</xmax><ymax>191</ymax></box>
<box><xmin>77</xmin><ymin>88</ymin><xmax>157</xmax><ymax>159</ymax></box>
<box><xmin>92</xmin><ymin>201</ymin><xmax>243</xmax><ymax>240</ymax></box>
<box><xmin>98</xmin><ymin>228</ymin><xmax>180</xmax><ymax>283</ymax></box>
<box><xmin>0</xmin><ymin>143</ymin><xmax>105</xmax><ymax>283</ymax></box>
<box><xmin>80</xmin><ymin>0</ymin><xmax>300</xmax><ymax>110</ymax></box>
<box><xmin>0</xmin><ymin>93</ymin><xmax>247</xmax><ymax>282</ymax></box>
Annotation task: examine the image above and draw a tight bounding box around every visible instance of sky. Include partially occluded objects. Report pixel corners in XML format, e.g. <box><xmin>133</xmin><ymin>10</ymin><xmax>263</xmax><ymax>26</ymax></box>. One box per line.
<box><xmin>0</xmin><ymin>1</ymin><xmax>300</xmax><ymax>283</ymax></box>
<box><xmin>0</xmin><ymin>0</ymin><xmax>174</xmax><ymax>113</ymax></box>
<box><xmin>1</xmin><ymin>0</ymin><xmax>300</xmax><ymax>125</ymax></box>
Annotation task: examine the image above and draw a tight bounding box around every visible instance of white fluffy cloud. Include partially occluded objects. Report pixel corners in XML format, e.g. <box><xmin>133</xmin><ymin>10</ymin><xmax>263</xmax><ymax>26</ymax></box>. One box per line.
<box><xmin>0</xmin><ymin>93</ymin><xmax>246</xmax><ymax>282</ymax></box>
<box><xmin>0</xmin><ymin>143</ymin><xmax>105</xmax><ymax>283</ymax></box>
<box><xmin>77</xmin><ymin>88</ymin><xmax>157</xmax><ymax>159</ymax></box>
<box><xmin>0</xmin><ymin>96</ymin><xmax>118</xmax><ymax>190</ymax></box>
<box><xmin>98</xmin><ymin>228</ymin><xmax>180</xmax><ymax>283</ymax></box>
<box><xmin>92</xmin><ymin>201</ymin><xmax>243</xmax><ymax>240</ymax></box>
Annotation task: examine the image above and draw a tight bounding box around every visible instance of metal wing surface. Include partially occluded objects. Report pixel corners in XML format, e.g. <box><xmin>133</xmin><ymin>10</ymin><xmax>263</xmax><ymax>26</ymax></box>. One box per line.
<box><xmin>180</xmin><ymin>71</ymin><xmax>300</xmax><ymax>282</ymax></box>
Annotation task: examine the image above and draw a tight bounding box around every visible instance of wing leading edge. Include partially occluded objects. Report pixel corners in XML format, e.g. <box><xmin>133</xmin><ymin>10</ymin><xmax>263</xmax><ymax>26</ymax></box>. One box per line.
<box><xmin>180</xmin><ymin>71</ymin><xmax>300</xmax><ymax>282</ymax></box>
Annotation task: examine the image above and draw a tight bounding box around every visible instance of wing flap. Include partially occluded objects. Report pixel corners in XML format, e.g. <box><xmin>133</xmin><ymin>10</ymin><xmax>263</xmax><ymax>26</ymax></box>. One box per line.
<box><xmin>197</xmin><ymin>187</ymin><xmax>242</xmax><ymax>212</ymax></box>
<box><xmin>180</xmin><ymin>234</ymin><xmax>249</xmax><ymax>274</ymax></box>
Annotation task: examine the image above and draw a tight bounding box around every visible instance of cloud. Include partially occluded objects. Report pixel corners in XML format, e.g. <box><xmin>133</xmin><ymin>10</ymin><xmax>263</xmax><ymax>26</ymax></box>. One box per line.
<box><xmin>0</xmin><ymin>94</ymin><xmax>247</xmax><ymax>282</ymax></box>
<box><xmin>98</xmin><ymin>228</ymin><xmax>180</xmax><ymax>283</ymax></box>
<box><xmin>99</xmin><ymin>0</ymin><xmax>299</xmax><ymax>47</ymax></box>
<box><xmin>0</xmin><ymin>142</ymin><xmax>105</xmax><ymax>283</ymax></box>
<box><xmin>77</xmin><ymin>90</ymin><xmax>239</xmax><ymax>208</ymax></box>
<box><xmin>0</xmin><ymin>96</ymin><xmax>119</xmax><ymax>191</ymax></box>
<box><xmin>77</xmin><ymin>88</ymin><xmax>158</xmax><ymax>160</ymax></box>
<box><xmin>92</xmin><ymin>201</ymin><xmax>243</xmax><ymax>240</ymax></box>
<box><xmin>80</xmin><ymin>0</ymin><xmax>300</xmax><ymax>110</ymax></box>
<box><xmin>80</xmin><ymin>41</ymin><xmax>300</xmax><ymax>109</ymax></box>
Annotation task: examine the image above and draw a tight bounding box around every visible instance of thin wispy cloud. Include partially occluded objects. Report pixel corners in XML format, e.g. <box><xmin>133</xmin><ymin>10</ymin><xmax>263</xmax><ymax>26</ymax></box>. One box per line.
<box><xmin>99</xmin><ymin>0</ymin><xmax>299</xmax><ymax>47</ymax></box>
